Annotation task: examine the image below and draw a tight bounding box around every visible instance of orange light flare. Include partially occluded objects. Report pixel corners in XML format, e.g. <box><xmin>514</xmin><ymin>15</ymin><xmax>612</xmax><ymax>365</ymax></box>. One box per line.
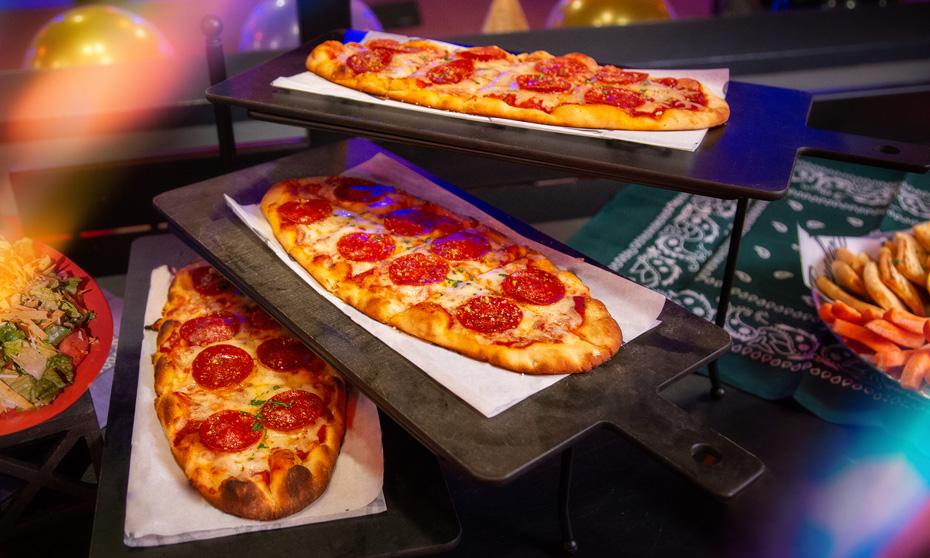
<box><xmin>4</xmin><ymin>1</ymin><xmax>244</xmax><ymax>252</ymax></box>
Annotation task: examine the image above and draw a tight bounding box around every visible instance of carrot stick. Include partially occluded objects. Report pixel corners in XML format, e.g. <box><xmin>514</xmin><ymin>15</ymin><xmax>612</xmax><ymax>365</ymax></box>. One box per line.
<box><xmin>818</xmin><ymin>303</ymin><xmax>836</xmax><ymax>324</ymax></box>
<box><xmin>865</xmin><ymin>319</ymin><xmax>927</xmax><ymax>349</ymax></box>
<box><xmin>832</xmin><ymin>319</ymin><xmax>901</xmax><ymax>353</ymax></box>
<box><xmin>832</xmin><ymin>301</ymin><xmax>865</xmax><ymax>325</ymax></box>
<box><xmin>901</xmin><ymin>350</ymin><xmax>930</xmax><ymax>391</ymax></box>
<box><xmin>863</xmin><ymin>307</ymin><xmax>886</xmax><ymax>322</ymax></box>
<box><xmin>875</xmin><ymin>349</ymin><xmax>911</xmax><ymax>370</ymax></box>
<box><xmin>884</xmin><ymin>308</ymin><xmax>928</xmax><ymax>335</ymax></box>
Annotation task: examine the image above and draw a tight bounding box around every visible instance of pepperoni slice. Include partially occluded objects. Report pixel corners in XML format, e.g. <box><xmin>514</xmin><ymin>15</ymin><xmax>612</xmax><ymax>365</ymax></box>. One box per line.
<box><xmin>248</xmin><ymin>307</ymin><xmax>278</xmax><ymax>330</ymax></box>
<box><xmin>573</xmin><ymin>295</ymin><xmax>586</xmax><ymax>320</ymax></box>
<box><xmin>260</xmin><ymin>390</ymin><xmax>325</xmax><ymax>432</ymax></box>
<box><xmin>389</xmin><ymin>252</ymin><xmax>449</xmax><ymax>285</ymax></box>
<box><xmin>427</xmin><ymin>58</ymin><xmax>474</xmax><ymax>85</ymax></box>
<box><xmin>180</xmin><ymin>312</ymin><xmax>240</xmax><ymax>345</ymax></box>
<box><xmin>346</xmin><ymin>48</ymin><xmax>392</xmax><ymax>73</ymax></box>
<box><xmin>502</xmin><ymin>268</ymin><xmax>566</xmax><ymax>305</ymax></box>
<box><xmin>192</xmin><ymin>344</ymin><xmax>254</xmax><ymax>389</ymax></box>
<box><xmin>676</xmin><ymin>78</ymin><xmax>702</xmax><ymax>91</ymax></box>
<box><xmin>199</xmin><ymin>410</ymin><xmax>261</xmax><ymax>453</ymax></box>
<box><xmin>430</xmin><ymin>231</ymin><xmax>490</xmax><ymax>261</ymax></box>
<box><xmin>337</xmin><ymin>232</ymin><xmax>395</xmax><ymax>262</ymax></box>
<box><xmin>326</xmin><ymin>176</ymin><xmax>376</xmax><ymax>188</ymax></box>
<box><xmin>455</xmin><ymin>296</ymin><xmax>522</xmax><ymax>333</ymax></box>
<box><xmin>596</xmin><ymin>67</ymin><xmax>648</xmax><ymax>85</ymax></box>
<box><xmin>384</xmin><ymin>208</ymin><xmax>436</xmax><ymax>236</ymax></box>
<box><xmin>584</xmin><ymin>87</ymin><xmax>646</xmax><ymax>109</ymax></box>
<box><xmin>430</xmin><ymin>214</ymin><xmax>462</xmax><ymax>234</ymax></box>
<box><xmin>516</xmin><ymin>74</ymin><xmax>572</xmax><ymax>93</ymax></box>
<box><xmin>257</xmin><ymin>337</ymin><xmax>322</xmax><ymax>372</ymax></box>
<box><xmin>365</xmin><ymin>38</ymin><xmax>421</xmax><ymax>53</ymax></box>
<box><xmin>189</xmin><ymin>266</ymin><xmax>231</xmax><ymax>296</ymax></box>
<box><xmin>488</xmin><ymin>93</ymin><xmax>551</xmax><ymax>113</ymax></box>
<box><xmin>278</xmin><ymin>199</ymin><xmax>332</xmax><ymax>225</ymax></box>
<box><xmin>331</xmin><ymin>178</ymin><xmax>389</xmax><ymax>203</ymax></box>
<box><xmin>173</xmin><ymin>419</ymin><xmax>202</xmax><ymax>447</ymax></box>
<box><xmin>686</xmin><ymin>91</ymin><xmax>708</xmax><ymax>107</ymax></box>
<box><xmin>535</xmin><ymin>56</ymin><xmax>589</xmax><ymax>79</ymax></box>
<box><xmin>457</xmin><ymin>45</ymin><xmax>508</xmax><ymax>61</ymax></box>
<box><xmin>654</xmin><ymin>77</ymin><xmax>678</xmax><ymax>88</ymax></box>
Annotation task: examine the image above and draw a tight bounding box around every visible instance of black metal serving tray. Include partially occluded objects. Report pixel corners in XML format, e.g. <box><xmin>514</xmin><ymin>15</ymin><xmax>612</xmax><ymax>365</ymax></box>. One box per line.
<box><xmin>89</xmin><ymin>234</ymin><xmax>460</xmax><ymax>557</ymax></box>
<box><xmin>205</xmin><ymin>29</ymin><xmax>929</xmax><ymax>202</ymax></box>
<box><xmin>152</xmin><ymin>139</ymin><xmax>763</xmax><ymax>496</ymax></box>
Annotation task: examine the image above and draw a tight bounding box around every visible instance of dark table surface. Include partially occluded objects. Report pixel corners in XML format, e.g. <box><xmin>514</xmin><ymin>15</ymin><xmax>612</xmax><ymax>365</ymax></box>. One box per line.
<box><xmin>34</xmin><ymin>326</ymin><xmax>930</xmax><ymax>558</ymax></box>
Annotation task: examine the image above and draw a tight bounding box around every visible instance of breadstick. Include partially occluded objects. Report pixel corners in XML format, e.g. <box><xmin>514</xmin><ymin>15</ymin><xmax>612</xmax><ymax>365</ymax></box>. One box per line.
<box><xmin>831</xmin><ymin>260</ymin><xmax>869</xmax><ymax>298</ymax></box>
<box><xmin>863</xmin><ymin>260</ymin><xmax>908</xmax><ymax>312</ymax></box>
<box><xmin>913</xmin><ymin>222</ymin><xmax>930</xmax><ymax>252</ymax></box>
<box><xmin>878</xmin><ymin>247</ymin><xmax>926</xmax><ymax>315</ymax></box>
<box><xmin>815</xmin><ymin>275</ymin><xmax>883</xmax><ymax>315</ymax></box>
<box><xmin>894</xmin><ymin>233</ymin><xmax>927</xmax><ymax>285</ymax></box>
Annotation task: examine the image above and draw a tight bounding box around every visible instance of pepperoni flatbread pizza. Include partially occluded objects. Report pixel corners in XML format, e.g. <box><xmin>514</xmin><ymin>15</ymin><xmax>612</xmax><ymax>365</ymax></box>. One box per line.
<box><xmin>152</xmin><ymin>262</ymin><xmax>347</xmax><ymax>520</ymax></box>
<box><xmin>306</xmin><ymin>37</ymin><xmax>729</xmax><ymax>131</ymax></box>
<box><xmin>261</xmin><ymin>176</ymin><xmax>622</xmax><ymax>374</ymax></box>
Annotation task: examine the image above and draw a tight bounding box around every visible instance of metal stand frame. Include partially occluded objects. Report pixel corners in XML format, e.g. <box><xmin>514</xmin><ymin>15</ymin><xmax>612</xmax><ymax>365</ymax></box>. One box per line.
<box><xmin>559</xmin><ymin>448</ymin><xmax>578</xmax><ymax>554</ymax></box>
<box><xmin>555</xmin><ymin>197</ymin><xmax>749</xmax><ymax>551</ymax></box>
<box><xmin>709</xmin><ymin>197</ymin><xmax>750</xmax><ymax>399</ymax></box>
<box><xmin>199</xmin><ymin>13</ymin><xmax>748</xmax><ymax>554</ymax></box>
<box><xmin>202</xmin><ymin>15</ymin><xmax>237</xmax><ymax>172</ymax></box>
<box><xmin>0</xmin><ymin>392</ymin><xmax>101</xmax><ymax>539</ymax></box>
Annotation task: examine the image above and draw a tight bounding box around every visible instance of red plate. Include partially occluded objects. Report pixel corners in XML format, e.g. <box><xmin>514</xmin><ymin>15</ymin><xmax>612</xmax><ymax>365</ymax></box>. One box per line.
<box><xmin>0</xmin><ymin>244</ymin><xmax>114</xmax><ymax>435</ymax></box>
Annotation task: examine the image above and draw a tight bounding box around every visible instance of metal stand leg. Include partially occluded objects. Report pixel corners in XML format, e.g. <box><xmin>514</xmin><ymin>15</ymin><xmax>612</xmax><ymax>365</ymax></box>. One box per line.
<box><xmin>0</xmin><ymin>392</ymin><xmax>100</xmax><ymax>539</ymax></box>
<box><xmin>709</xmin><ymin>197</ymin><xmax>749</xmax><ymax>399</ymax></box>
<box><xmin>559</xmin><ymin>448</ymin><xmax>578</xmax><ymax>554</ymax></box>
<box><xmin>202</xmin><ymin>15</ymin><xmax>237</xmax><ymax>172</ymax></box>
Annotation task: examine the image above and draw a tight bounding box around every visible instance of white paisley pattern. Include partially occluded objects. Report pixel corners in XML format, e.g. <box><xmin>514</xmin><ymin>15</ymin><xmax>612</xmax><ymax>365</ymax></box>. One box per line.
<box><xmin>726</xmin><ymin>305</ymin><xmax>819</xmax><ymax>362</ymax></box>
<box><xmin>611</xmin><ymin>193</ymin><xmax>734</xmax><ymax>287</ymax></box>
<box><xmin>888</xmin><ymin>182</ymin><xmax>930</xmax><ymax>225</ymax></box>
<box><xmin>791</xmin><ymin>160</ymin><xmax>898</xmax><ymax>207</ymax></box>
<box><xmin>593</xmin><ymin>157</ymin><xmax>930</xmax><ymax>409</ymax></box>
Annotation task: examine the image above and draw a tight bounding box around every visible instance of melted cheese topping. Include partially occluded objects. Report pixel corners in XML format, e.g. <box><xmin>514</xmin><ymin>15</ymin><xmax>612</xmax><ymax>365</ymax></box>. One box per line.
<box><xmin>157</xmin><ymin>268</ymin><xmax>344</xmax><ymax>485</ymax></box>
<box><xmin>335</xmin><ymin>41</ymin><xmax>712</xmax><ymax>118</ymax></box>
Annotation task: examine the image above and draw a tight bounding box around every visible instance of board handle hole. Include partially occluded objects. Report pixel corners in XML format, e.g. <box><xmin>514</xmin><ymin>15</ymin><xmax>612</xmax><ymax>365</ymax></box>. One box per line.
<box><xmin>691</xmin><ymin>443</ymin><xmax>722</xmax><ymax>466</ymax></box>
<box><xmin>880</xmin><ymin>145</ymin><xmax>901</xmax><ymax>155</ymax></box>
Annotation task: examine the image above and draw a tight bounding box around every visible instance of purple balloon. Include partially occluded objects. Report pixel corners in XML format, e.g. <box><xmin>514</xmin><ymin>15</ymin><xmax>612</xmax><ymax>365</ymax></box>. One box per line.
<box><xmin>238</xmin><ymin>0</ymin><xmax>382</xmax><ymax>52</ymax></box>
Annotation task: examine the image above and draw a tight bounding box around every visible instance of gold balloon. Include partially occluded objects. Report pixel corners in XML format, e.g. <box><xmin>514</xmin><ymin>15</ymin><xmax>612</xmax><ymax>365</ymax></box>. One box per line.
<box><xmin>24</xmin><ymin>5</ymin><xmax>174</xmax><ymax>70</ymax></box>
<box><xmin>547</xmin><ymin>0</ymin><xmax>672</xmax><ymax>28</ymax></box>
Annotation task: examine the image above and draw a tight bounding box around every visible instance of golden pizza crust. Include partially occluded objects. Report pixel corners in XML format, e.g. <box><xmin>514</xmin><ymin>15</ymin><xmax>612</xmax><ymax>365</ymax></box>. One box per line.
<box><xmin>465</xmin><ymin>86</ymin><xmax>729</xmax><ymax>131</ymax></box>
<box><xmin>152</xmin><ymin>263</ymin><xmax>347</xmax><ymax>521</ymax></box>
<box><xmin>388</xmin><ymin>301</ymin><xmax>614</xmax><ymax>373</ymax></box>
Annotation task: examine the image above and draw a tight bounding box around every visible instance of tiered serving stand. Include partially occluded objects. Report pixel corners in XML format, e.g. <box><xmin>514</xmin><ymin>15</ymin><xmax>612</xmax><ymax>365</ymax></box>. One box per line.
<box><xmin>89</xmin><ymin>24</ymin><xmax>929</xmax><ymax>557</ymax></box>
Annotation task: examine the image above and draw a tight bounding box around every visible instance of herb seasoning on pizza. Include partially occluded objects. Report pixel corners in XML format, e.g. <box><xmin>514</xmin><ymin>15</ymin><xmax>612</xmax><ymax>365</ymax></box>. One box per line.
<box><xmin>152</xmin><ymin>263</ymin><xmax>346</xmax><ymax>520</ymax></box>
<box><xmin>261</xmin><ymin>176</ymin><xmax>622</xmax><ymax>374</ymax></box>
<box><xmin>306</xmin><ymin>37</ymin><xmax>729</xmax><ymax>131</ymax></box>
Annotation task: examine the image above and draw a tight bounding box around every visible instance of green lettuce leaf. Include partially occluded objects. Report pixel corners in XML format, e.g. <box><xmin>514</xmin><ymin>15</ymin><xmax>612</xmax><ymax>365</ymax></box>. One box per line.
<box><xmin>2</xmin><ymin>339</ymin><xmax>23</xmax><ymax>358</ymax></box>
<box><xmin>0</xmin><ymin>323</ymin><xmax>25</xmax><ymax>343</ymax></box>
<box><xmin>45</xmin><ymin>354</ymin><xmax>74</xmax><ymax>384</ymax></box>
<box><xmin>44</xmin><ymin>325</ymin><xmax>72</xmax><ymax>346</ymax></box>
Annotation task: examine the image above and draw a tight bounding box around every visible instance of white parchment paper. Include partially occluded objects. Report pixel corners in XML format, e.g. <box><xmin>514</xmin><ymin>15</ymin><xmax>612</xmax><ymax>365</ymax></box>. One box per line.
<box><xmin>798</xmin><ymin>226</ymin><xmax>889</xmax><ymax>290</ymax></box>
<box><xmin>272</xmin><ymin>31</ymin><xmax>729</xmax><ymax>152</ymax></box>
<box><xmin>227</xmin><ymin>153</ymin><xmax>665</xmax><ymax>418</ymax></box>
<box><xmin>124</xmin><ymin>266</ymin><xmax>386</xmax><ymax>547</ymax></box>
